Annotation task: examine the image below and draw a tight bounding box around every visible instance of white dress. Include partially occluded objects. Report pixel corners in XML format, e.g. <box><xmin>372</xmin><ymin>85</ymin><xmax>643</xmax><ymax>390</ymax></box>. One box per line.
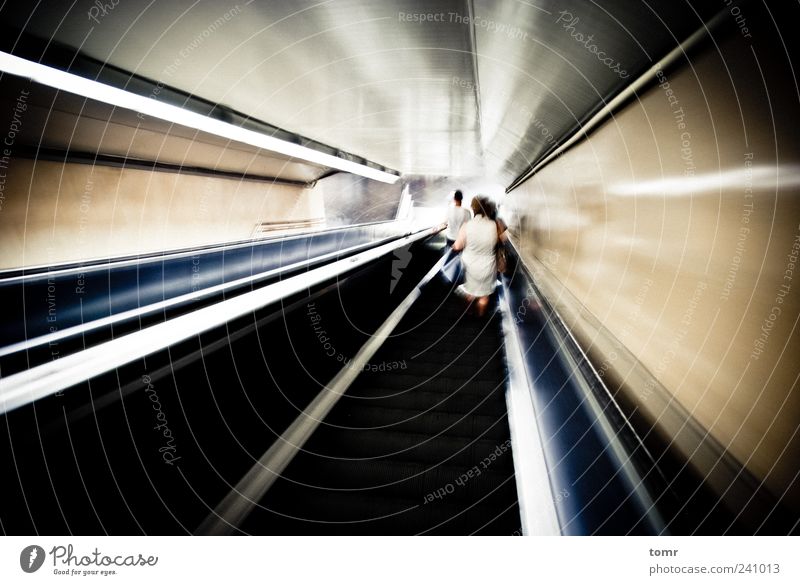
<box><xmin>456</xmin><ymin>215</ymin><xmax>498</xmax><ymax>297</ymax></box>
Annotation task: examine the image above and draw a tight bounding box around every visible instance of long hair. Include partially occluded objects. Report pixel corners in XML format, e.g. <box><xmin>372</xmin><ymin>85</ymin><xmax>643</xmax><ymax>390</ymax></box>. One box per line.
<box><xmin>471</xmin><ymin>195</ymin><xmax>497</xmax><ymax>220</ymax></box>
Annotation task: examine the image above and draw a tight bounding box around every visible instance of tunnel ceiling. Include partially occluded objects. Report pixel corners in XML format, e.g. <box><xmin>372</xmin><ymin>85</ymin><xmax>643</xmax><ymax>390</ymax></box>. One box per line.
<box><xmin>1</xmin><ymin>0</ymin><xmax>718</xmax><ymax>186</ymax></box>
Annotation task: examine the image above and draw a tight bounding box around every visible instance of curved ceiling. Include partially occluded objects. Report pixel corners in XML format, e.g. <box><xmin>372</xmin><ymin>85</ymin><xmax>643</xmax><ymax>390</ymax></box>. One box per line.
<box><xmin>0</xmin><ymin>0</ymin><xmax>719</xmax><ymax>185</ymax></box>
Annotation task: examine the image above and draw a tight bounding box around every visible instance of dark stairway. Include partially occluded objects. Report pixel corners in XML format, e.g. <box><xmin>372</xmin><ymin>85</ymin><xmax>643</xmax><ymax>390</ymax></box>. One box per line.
<box><xmin>242</xmin><ymin>272</ymin><xmax>521</xmax><ymax>535</ymax></box>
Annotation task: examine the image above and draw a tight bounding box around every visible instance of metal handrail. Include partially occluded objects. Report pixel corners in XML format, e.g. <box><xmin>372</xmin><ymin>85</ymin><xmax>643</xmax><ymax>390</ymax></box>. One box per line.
<box><xmin>0</xmin><ymin>218</ymin><xmax>410</xmax><ymax>281</ymax></box>
<box><xmin>0</xmin><ymin>227</ymin><xmax>431</xmax><ymax>358</ymax></box>
<box><xmin>195</xmin><ymin>251</ymin><xmax>449</xmax><ymax>535</ymax></box>
<box><xmin>0</xmin><ymin>226</ymin><xmax>442</xmax><ymax>414</ymax></box>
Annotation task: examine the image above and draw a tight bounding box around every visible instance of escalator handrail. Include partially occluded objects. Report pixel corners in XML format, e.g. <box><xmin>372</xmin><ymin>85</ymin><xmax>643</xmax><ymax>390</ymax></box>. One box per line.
<box><xmin>0</xmin><ymin>219</ymin><xmax>406</xmax><ymax>281</ymax></box>
<box><xmin>497</xmin><ymin>282</ymin><xmax>561</xmax><ymax>535</ymax></box>
<box><xmin>0</xmin><ymin>228</ymin><xmax>426</xmax><ymax>358</ymax></box>
<box><xmin>0</xmin><ymin>226</ymin><xmax>442</xmax><ymax>415</ymax></box>
<box><xmin>195</xmin><ymin>250</ymin><xmax>449</xmax><ymax>535</ymax></box>
<box><xmin>504</xmin><ymin>237</ymin><xmax>666</xmax><ymax>534</ymax></box>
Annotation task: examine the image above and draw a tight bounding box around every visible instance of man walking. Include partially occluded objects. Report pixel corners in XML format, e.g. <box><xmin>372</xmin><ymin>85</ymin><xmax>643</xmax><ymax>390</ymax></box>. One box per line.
<box><xmin>445</xmin><ymin>190</ymin><xmax>471</xmax><ymax>247</ymax></box>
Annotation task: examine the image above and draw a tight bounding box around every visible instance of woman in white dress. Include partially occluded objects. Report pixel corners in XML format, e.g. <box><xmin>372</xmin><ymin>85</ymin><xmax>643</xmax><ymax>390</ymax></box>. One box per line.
<box><xmin>453</xmin><ymin>196</ymin><xmax>506</xmax><ymax>317</ymax></box>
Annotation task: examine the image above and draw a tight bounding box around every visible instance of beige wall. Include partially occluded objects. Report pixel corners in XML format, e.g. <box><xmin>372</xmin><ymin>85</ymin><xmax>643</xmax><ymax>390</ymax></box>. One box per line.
<box><xmin>0</xmin><ymin>159</ymin><xmax>323</xmax><ymax>269</ymax></box>
<box><xmin>508</xmin><ymin>30</ymin><xmax>800</xmax><ymax>512</ymax></box>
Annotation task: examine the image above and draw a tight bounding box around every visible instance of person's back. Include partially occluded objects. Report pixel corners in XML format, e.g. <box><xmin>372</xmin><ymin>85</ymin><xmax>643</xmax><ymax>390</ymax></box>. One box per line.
<box><xmin>453</xmin><ymin>196</ymin><xmax>500</xmax><ymax>316</ymax></box>
<box><xmin>446</xmin><ymin>206</ymin><xmax>470</xmax><ymax>241</ymax></box>
<box><xmin>463</xmin><ymin>215</ymin><xmax>497</xmax><ymax>259</ymax></box>
<box><xmin>460</xmin><ymin>214</ymin><xmax>498</xmax><ymax>297</ymax></box>
<box><xmin>445</xmin><ymin>190</ymin><xmax>470</xmax><ymax>244</ymax></box>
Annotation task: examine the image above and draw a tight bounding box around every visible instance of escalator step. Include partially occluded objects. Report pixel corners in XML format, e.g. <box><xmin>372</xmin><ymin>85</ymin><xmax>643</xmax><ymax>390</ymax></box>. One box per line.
<box><xmin>325</xmin><ymin>405</ymin><xmax>509</xmax><ymax>441</ymax></box>
<box><xmin>357</xmin><ymin>360</ymin><xmax>504</xmax><ymax>379</ymax></box>
<box><xmin>339</xmin><ymin>386</ymin><xmax>508</xmax><ymax>416</ymax></box>
<box><xmin>250</xmin><ymin>268</ymin><xmax>519</xmax><ymax>534</ymax></box>
<box><xmin>276</xmin><ymin>458</ymin><xmax>518</xmax><ymax>506</ymax></box>
<box><xmin>354</xmin><ymin>373</ymin><xmax>505</xmax><ymax>394</ymax></box>
<box><xmin>302</xmin><ymin>428</ymin><xmax>514</xmax><ymax>469</ymax></box>
<box><xmin>245</xmin><ymin>483</ymin><xmax>521</xmax><ymax>535</ymax></box>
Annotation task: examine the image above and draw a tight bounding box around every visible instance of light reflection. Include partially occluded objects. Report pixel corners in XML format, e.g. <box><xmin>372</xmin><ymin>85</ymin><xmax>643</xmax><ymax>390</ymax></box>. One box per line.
<box><xmin>0</xmin><ymin>51</ymin><xmax>400</xmax><ymax>183</ymax></box>
<box><xmin>608</xmin><ymin>165</ymin><xmax>800</xmax><ymax>197</ymax></box>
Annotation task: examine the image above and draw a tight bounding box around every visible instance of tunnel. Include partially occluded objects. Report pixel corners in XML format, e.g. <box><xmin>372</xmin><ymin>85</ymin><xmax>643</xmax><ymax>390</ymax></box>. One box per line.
<box><xmin>0</xmin><ymin>0</ymin><xmax>798</xmax><ymax>537</ymax></box>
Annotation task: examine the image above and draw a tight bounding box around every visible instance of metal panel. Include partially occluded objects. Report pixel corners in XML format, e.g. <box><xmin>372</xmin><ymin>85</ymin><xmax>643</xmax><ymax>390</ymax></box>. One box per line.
<box><xmin>472</xmin><ymin>0</ymin><xmax>718</xmax><ymax>183</ymax></box>
<box><xmin>0</xmin><ymin>1</ymin><xmax>718</xmax><ymax>182</ymax></box>
<box><xmin>0</xmin><ymin>0</ymin><xmax>480</xmax><ymax>176</ymax></box>
<box><xmin>504</xmin><ymin>4</ymin><xmax>800</xmax><ymax>526</ymax></box>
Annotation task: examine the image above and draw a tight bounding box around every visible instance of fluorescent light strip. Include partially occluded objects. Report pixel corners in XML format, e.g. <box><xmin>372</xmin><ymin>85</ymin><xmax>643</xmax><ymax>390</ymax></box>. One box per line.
<box><xmin>0</xmin><ymin>51</ymin><xmax>400</xmax><ymax>184</ymax></box>
<box><xmin>0</xmin><ymin>228</ymin><xmax>436</xmax><ymax>414</ymax></box>
<box><xmin>0</xmin><ymin>235</ymin><xmax>396</xmax><ymax>358</ymax></box>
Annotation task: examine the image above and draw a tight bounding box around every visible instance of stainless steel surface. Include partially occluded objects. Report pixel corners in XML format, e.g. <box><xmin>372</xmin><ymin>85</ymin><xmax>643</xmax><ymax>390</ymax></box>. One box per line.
<box><xmin>1</xmin><ymin>1</ymin><xmax>715</xmax><ymax>180</ymax></box>
<box><xmin>315</xmin><ymin>172</ymin><xmax>404</xmax><ymax>226</ymax></box>
<box><xmin>503</xmin><ymin>7</ymin><xmax>731</xmax><ymax>193</ymax></box>
<box><xmin>472</xmin><ymin>0</ymin><xmax>710</xmax><ymax>183</ymax></box>
<box><xmin>505</xmin><ymin>10</ymin><xmax>800</xmax><ymax>516</ymax></box>
<box><xmin>1</xmin><ymin>0</ymin><xmax>798</xmax><ymax>530</ymax></box>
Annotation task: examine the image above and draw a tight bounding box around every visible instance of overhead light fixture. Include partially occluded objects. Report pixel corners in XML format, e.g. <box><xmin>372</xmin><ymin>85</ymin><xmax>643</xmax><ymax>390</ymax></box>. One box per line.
<box><xmin>0</xmin><ymin>51</ymin><xmax>400</xmax><ymax>183</ymax></box>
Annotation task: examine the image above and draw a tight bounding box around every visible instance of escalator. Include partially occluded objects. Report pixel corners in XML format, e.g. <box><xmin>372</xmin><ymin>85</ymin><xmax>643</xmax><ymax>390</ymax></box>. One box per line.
<box><xmin>0</xmin><ymin>227</ymin><xmax>692</xmax><ymax>535</ymax></box>
<box><xmin>0</xmin><ymin>228</ymin><xmax>453</xmax><ymax>534</ymax></box>
<box><xmin>242</xmin><ymin>272</ymin><xmax>520</xmax><ymax>535</ymax></box>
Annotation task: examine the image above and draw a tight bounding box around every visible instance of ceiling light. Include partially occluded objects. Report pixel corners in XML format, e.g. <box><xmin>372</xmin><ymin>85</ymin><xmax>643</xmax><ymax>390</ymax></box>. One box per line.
<box><xmin>0</xmin><ymin>51</ymin><xmax>400</xmax><ymax>183</ymax></box>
